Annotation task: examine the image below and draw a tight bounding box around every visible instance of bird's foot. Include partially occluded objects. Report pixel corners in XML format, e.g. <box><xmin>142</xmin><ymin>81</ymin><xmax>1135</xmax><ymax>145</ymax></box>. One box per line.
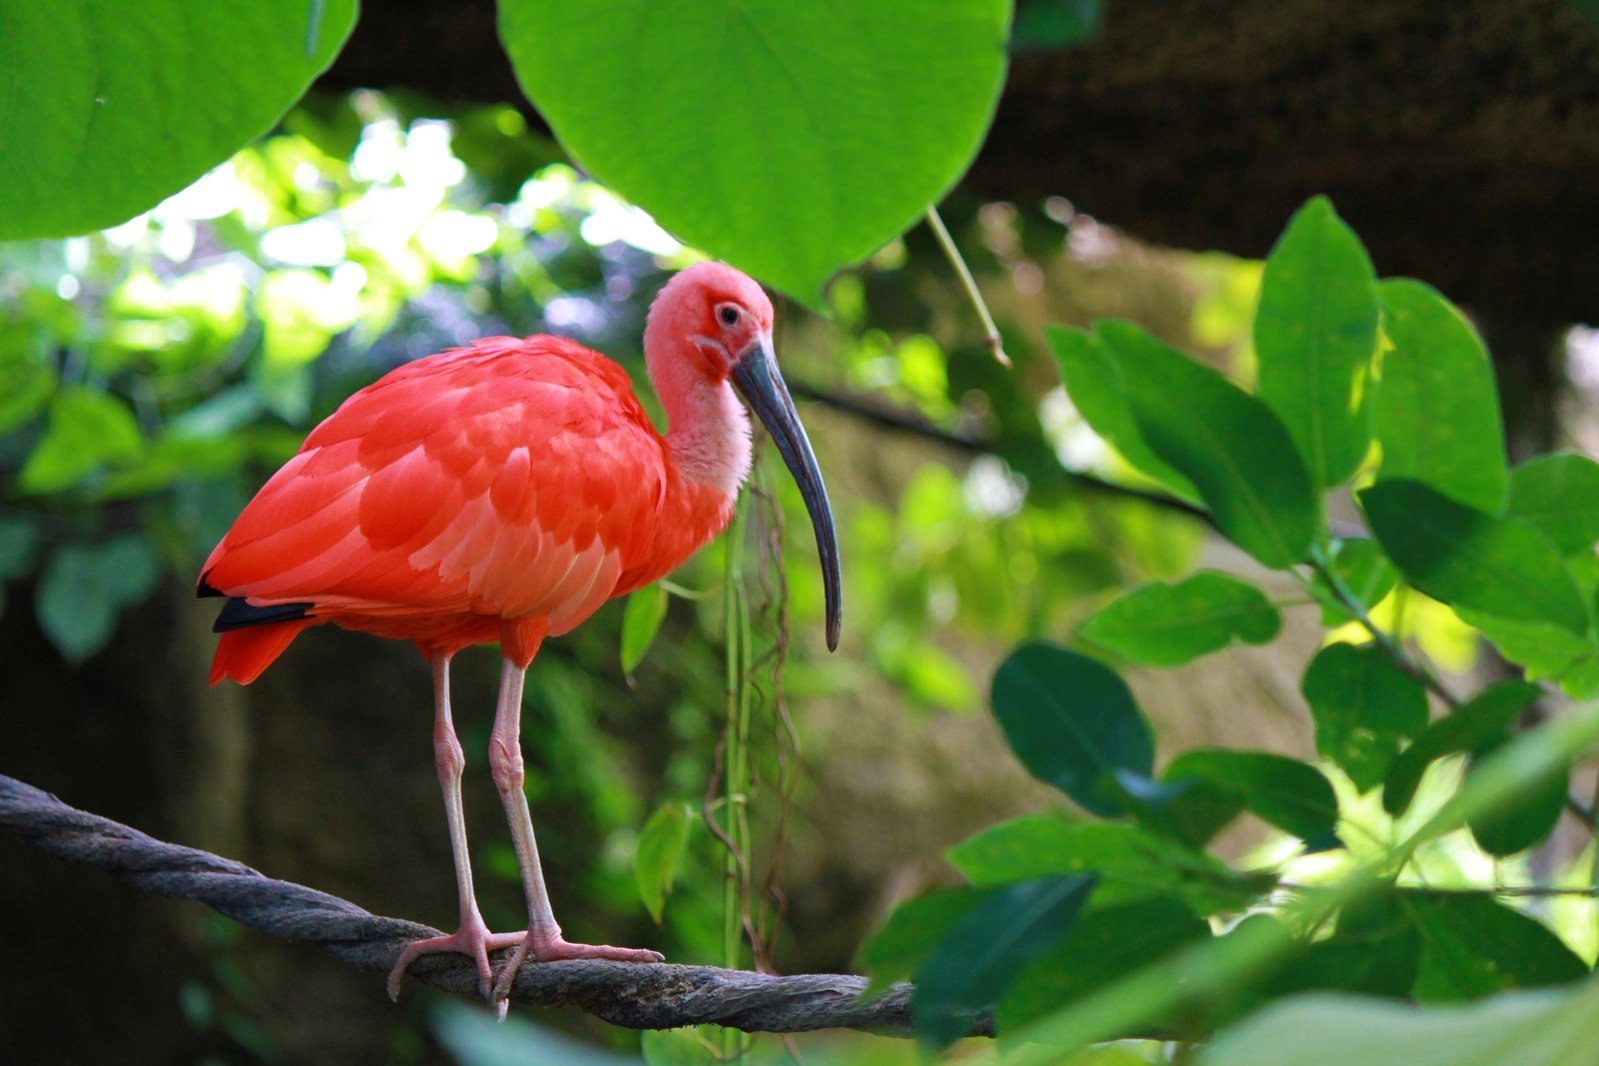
<box><xmin>388</xmin><ymin>915</ymin><xmax>524</xmax><ymax>1007</ymax></box>
<box><xmin>490</xmin><ymin>929</ymin><xmax>665</xmax><ymax>1006</ymax></box>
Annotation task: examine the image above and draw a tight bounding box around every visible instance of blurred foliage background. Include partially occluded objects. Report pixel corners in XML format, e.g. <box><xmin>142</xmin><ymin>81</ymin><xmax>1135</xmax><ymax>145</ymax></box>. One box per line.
<box><xmin>6</xmin><ymin>3</ymin><xmax>1599</xmax><ymax>1061</ymax></box>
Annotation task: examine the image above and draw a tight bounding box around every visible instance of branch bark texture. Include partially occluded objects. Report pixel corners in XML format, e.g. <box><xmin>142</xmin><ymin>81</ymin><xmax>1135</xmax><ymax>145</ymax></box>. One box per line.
<box><xmin>0</xmin><ymin>773</ymin><xmax>978</xmax><ymax>1037</ymax></box>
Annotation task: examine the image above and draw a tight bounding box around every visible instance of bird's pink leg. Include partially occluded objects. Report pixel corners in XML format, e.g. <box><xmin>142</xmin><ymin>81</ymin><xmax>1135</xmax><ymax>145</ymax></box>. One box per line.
<box><xmin>487</xmin><ymin>657</ymin><xmax>664</xmax><ymax>1005</ymax></box>
<box><xmin>387</xmin><ymin>653</ymin><xmax>522</xmax><ymax>1007</ymax></box>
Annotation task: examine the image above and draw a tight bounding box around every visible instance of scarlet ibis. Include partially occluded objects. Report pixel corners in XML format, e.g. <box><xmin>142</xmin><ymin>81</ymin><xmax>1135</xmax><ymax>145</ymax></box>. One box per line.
<box><xmin>197</xmin><ymin>262</ymin><xmax>841</xmax><ymax>1013</ymax></box>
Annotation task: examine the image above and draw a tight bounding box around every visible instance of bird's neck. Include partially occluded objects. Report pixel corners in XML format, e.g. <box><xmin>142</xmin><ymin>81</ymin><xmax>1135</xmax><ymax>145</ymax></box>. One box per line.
<box><xmin>645</xmin><ymin>330</ymin><xmax>753</xmax><ymax>504</ymax></box>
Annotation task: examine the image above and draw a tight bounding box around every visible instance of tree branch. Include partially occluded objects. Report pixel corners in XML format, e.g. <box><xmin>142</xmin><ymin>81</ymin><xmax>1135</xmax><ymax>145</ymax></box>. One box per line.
<box><xmin>0</xmin><ymin>773</ymin><xmax>985</xmax><ymax>1038</ymax></box>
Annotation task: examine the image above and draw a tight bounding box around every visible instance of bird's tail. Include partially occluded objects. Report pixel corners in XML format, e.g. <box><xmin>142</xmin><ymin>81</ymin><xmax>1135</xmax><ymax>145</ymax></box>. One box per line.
<box><xmin>209</xmin><ymin>620</ymin><xmax>316</xmax><ymax>686</ymax></box>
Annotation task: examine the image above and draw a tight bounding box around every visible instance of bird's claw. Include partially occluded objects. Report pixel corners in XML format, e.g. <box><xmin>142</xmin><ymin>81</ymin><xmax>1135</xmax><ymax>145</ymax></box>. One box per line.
<box><xmin>489</xmin><ymin>931</ymin><xmax>665</xmax><ymax>1005</ymax></box>
<box><xmin>387</xmin><ymin>920</ymin><xmax>524</xmax><ymax>1003</ymax></box>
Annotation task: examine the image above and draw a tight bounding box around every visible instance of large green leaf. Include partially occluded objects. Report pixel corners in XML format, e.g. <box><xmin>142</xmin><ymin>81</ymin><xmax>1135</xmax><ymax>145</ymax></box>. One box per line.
<box><xmin>948</xmin><ymin>816</ymin><xmax>1272</xmax><ymax>914</ymax></box>
<box><xmin>1278</xmin><ymin>890</ymin><xmax>1420</xmax><ymax>998</ymax></box>
<box><xmin>1080</xmin><ymin>571</ymin><xmax>1280</xmax><ymax>666</ymax></box>
<box><xmin>1459</xmin><ymin>608</ymin><xmax>1599</xmax><ymax>700</ymax></box>
<box><xmin>1199</xmin><ymin>981</ymin><xmax>1599</xmax><ymax>1066</ymax></box>
<box><xmin>1401</xmin><ymin>892</ymin><xmax>1587</xmax><ymax>1001</ymax></box>
<box><xmin>1381</xmin><ymin>681</ymin><xmax>1542</xmax><ymax>816</ymax></box>
<box><xmin>1095</xmin><ymin>320</ymin><xmax>1318</xmax><ymax>568</ymax></box>
<box><xmin>856</xmin><ymin>886</ymin><xmax>993</xmax><ymax>994</ymax></box>
<box><xmin>991</xmin><ymin>643</ymin><xmax>1155</xmax><ymax>816</ymax></box>
<box><xmin>997</xmin><ymin>898</ymin><xmax>1210</xmax><ymax>1031</ymax></box>
<box><xmin>913</xmin><ymin>874</ymin><xmax>1096</xmax><ymax>1046</ymax></box>
<box><xmin>1507</xmin><ymin>453</ymin><xmax>1599</xmax><ymax>556</ymax></box>
<box><xmin>1301</xmin><ymin>642</ymin><xmax>1428</xmax><ymax>792</ymax></box>
<box><xmin>499</xmin><ymin>0</ymin><xmax>1010</xmax><ymax>307</ymax></box>
<box><xmin>1361</xmin><ymin>480</ymin><xmax>1590</xmax><ymax>634</ymax></box>
<box><xmin>1253</xmin><ymin>196</ymin><xmax>1379</xmax><ymax>488</ymax></box>
<box><xmin>1045</xmin><ymin>325</ymin><xmax>1200</xmax><ymax>501</ymax></box>
<box><xmin>1161</xmin><ymin>750</ymin><xmax>1339</xmax><ymax>844</ymax></box>
<box><xmin>1467</xmin><ymin>759</ymin><xmax>1567</xmax><ymax>858</ymax></box>
<box><xmin>1373</xmin><ymin>280</ymin><xmax>1508</xmax><ymax>513</ymax></box>
<box><xmin>0</xmin><ymin>0</ymin><xmax>357</xmax><ymax>239</ymax></box>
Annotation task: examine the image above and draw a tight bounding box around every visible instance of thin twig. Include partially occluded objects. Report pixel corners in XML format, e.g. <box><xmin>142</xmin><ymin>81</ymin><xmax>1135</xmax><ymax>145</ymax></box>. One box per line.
<box><xmin>925</xmin><ymin>206</ymin><xmax>1011</xmax><ymax>367</ymax></box>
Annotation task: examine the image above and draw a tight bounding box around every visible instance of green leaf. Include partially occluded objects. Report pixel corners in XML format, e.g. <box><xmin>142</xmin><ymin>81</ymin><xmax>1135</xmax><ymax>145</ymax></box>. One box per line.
<box><xmin>1301</xmin><ymin>642</ymin><xmax>1429</xmax><ymax>792</ymax></box>
<box><xmin>1161</xmin><ymin>750</ymin><xmax>1339</xmax><ymax>843</ymax></box>
<box><xmin>1507</xmin><ymin>453</ymin><xmax>1599</xmax><ymax>555</ymax></box>
<box><xmin>1253</xmin><ymin>196</ymin><xmax>1380</xmax><ymax>487</ymax></box>
<box><xmin>997</xmin><ymin>898</ymin><xmax>1210</xmax><ymax>1030</ymax></box>
<box><xmin>856</xmin><ymin>886</ymin><xmax>993</xmax><ymax>994</ymax></box>
<box><xmin>991</xmin><ymin>643</ymin><xmax>1154</xmax><ymax>816</ymax></box>
<box><xmin>913</xmin><ymin>874</ymin><xmax>1096</xmax><ymax>1046</ymax></box>
<box><xmin>499</xmin><ymin>0</ymin><xmax>1011</xmax><ymax>307</ymax></box>
<box><xmin>0</xmin><ymin>517</ymin><xmax>41</xmax><ymax>580</ymax></box>
<box><xmin>1305</xmin><ymin>538</ymin><xmax>1398</xmax><ymax>626</ymax></box>
<box><xmin>18</xmin><ymin>387</ymin><xmax>145</xmax><ymax>494</ymax></box>
<box><xmin>1045</xmin><ymin>325</ymin><xmax>1200</xmax><ymax>501</ymax></box>
<box><xmin>1096</xmin><ymin>320</ymin><xmax>1318</xmax><ymax>568</ymax></box>
<box><xmin>0</xmin><ymin>0</ymin><xmax>358</xmax><ymax>239</ymax></box>
<box><xmin>1459</xmin><ymin>609</ymin><xmax>1599</xmax><ymax>700</ymax></box>
<box><xmin>35</xmin><ymin>535</ymin><xmax>162</xmax><ymax>663</ymax></box>
<box><xmin>620</xmin><ymin>585</ymin><xmax>669</xmax><ymax>675</ymax></box>
<box><xmin>949</xmin><ymin>816</ymin><xmax>1271</xmax><ymax>914</ymax></box>
<box><xmin>1401</xmin><ymin>892</ymin><xmax>1587</xmax><ymax>1002</ymax></box>
<box><xmin>1374</xmin><ymin>280</ymin><xmax>1508</xmax><ymax>513</ymax></box>
<box><xmin>1012</xmin><ymin>0</ymin><xmax>1101</xmax><ymax>51</ymax></box>
<box><xmin>1198</xmin><ymin>982</ymin><xmax>1599</xmax><ymax>1066</ymax></box>
<box><xmin>633</xmin><ymin>802</ymin><xmax>693</xmax><ymax>925</ymax></box>
<box><xmin>1281</xmin><ymin>890</ymin><xmax>1420</xmax><ymax>998</ymax></box>
<box><xmin>1382</xmin><ymin>681</ymin><xmax>1541</xmax><ymax>817</ymax></box>
<box><xmin>1079</xmin><ymin>571</ymin><xmax>1280</xmax><ymax>666</ymax></box>
<box><xmin>1468</xmin><ymin>759</ymin><xmax>1567</xmax><ymax>857</ymax></box>
<box><xmin>1361</xmin><ymin>480</ymin><xmax>1590</xmax><ymax>634</ymax></box>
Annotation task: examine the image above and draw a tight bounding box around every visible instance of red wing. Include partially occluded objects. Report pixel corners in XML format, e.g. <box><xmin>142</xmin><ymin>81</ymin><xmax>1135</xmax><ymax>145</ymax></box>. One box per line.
<box><xmin>202</xmin><ymin>337</ymin><xmax>667</xmax><ymax>628</ymax></box>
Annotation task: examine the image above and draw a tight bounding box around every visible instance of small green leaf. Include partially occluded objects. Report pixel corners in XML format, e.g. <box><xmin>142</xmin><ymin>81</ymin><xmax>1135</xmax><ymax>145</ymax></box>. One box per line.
<box><xmin>1254</xmin><ymin>196</ymin><xmax>1380</xmax><ymax>488</ymax></box>
<box><xmin>913</xmin><ymin>874</ymin><xmax>1096</xmax><ymax>1046</ymax></box>
<box><xmin>633</xmin><ymin>802</ymin><xmax>693</xmax><ymax>925</ymax></box>
<box><xmin>1382</xmin><ymin>681</ymin><xmax>1541</xmax><ymax>816</ymax></box>
<box><xmin>949</xmin><ymin>816</ymin><xmax>1271</xmax><ymax>914</ymax></box>
<box><xmin>991</xmin><ymin>643</ymin><xmax>1154</xmax><ymax>816</ymax></box>
<box><xmin>856</xmin><ymin>887</ymin><xmax>993</xmax><ymax>995</ymax></box>
<box><xmin>620</xmin><ymin>585</ymin><xmax>669</xmax><ymax>675</ymax></box>
<box><xmin>1011</xmin><ymin>0</ymin><xmax>1101</xmax><ymax>51</ymax></box>
<box><xmin>1046</xmin><ymin>325</ymin><xmax>1200</xmax><ymax>501</ymax></box>
<box><xmin>1302</xmin><ymin>642</ymin><xmax>1429</xmax><ymax>792</ymax></box>
<box><xmin>0</xmin><ymin>0</ymin><xmax>359</xmax><ymax>239</ymax></box>
<box><xmin>36</xmin><ymin>535</ymin><xmax>162</xmax><ymax>663</ymax></box>
<box><xmin>0</xmin><ymin>517</ymin><xmax>41</xmax><ymax>580</ymax></box>
<box><xmin>1306</xmin><ymin>538</ymin><xmax>1398</xmax><ymax>625</ymax></box>
<box><xmin>997</xmin><ymin>898</ymin><xmax>1210</xmax><ymax>1030</ymax></box>
<box><xmin>500</xmin><ymin>0</ymin><xmax>1011</xmax><ymax>307</ymax></box>
<box><xmin>1374</xmin><ymin>280</ymin><xmax>1508</xmax><ymax>513</ymax></box>
<box><xmin>1459</xmin><ymin>609</ymin><xmax>1599</xmax><ymax>700</ymax></box>
<box><xmin>1080</xmin><ymin>570</ymin><xmax>1281</xmax><ymax>666</ymax></box>
<box><xmin>1361</xmin><ymin>480</ymin><xmax>1590</xmax><ymax>634</ymax></box>
<box><xmin>1401</xmin><ymin>892</ymin><xmax>1587</xmax><ymax>1001</ymax></box>
<box><xmin>1162</xmin><ymin>750</ymin><xmax>1339</xmax><ymax>843</ymax></box>
<box><xmin>1468</xmin><ymin>760</ymin><xmax>1567</xmax><ymax>857</ymax></box>
<box><xmin>18</xmin><ymin>387</ymin><xmax>145</xmax><ymax>494</ymax></box>
<box><xmin>1096</xmin><ymin>320</ymin><xmax>1318</xmax><ymax>568</ymax></box>
<box><xmin>1507</xmin><ymin>453</ymin><xmax>1599</xmax><ymax>555</ymax></box>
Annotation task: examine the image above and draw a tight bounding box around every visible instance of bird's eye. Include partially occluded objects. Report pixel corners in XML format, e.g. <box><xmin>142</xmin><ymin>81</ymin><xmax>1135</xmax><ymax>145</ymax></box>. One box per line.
<box><xmin>718</xmin><ymin>305</ymin><xmax>740</xmax><ymax>327</ymax></box>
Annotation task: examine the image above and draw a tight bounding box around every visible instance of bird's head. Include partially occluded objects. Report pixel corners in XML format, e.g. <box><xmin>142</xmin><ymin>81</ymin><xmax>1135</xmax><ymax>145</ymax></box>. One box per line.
<box><xmin>646</xmin><ymin>261</ymin><xmax>841</xmax><ymax>651</ymax></box>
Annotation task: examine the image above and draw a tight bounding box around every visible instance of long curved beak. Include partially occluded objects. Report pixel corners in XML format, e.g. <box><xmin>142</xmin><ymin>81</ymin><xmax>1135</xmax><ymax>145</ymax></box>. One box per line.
<box><xmin>730</xmin><ymin>334</ymin><xmax>842</xmax><ymax>651</ymax></box>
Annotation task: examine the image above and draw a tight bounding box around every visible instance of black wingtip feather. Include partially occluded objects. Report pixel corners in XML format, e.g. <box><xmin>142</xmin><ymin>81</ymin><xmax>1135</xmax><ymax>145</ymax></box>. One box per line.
<box><xmin>212</xmin><ymin>597</ymin><xmax>315</xmax><ymax>633</ymax></box>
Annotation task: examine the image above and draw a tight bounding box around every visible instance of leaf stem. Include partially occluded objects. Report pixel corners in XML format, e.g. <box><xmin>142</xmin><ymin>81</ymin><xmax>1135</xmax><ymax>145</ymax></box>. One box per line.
<box><xmin>925</xmin><ymin>206</ymin><xmax>1011</xmax><ymax>367</ymax></box>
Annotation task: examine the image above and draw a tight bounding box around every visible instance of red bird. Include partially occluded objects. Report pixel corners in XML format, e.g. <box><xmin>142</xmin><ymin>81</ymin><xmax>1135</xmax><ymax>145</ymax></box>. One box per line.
<box><xmin>198</xmin><ymin>262</ymin><xmax>841</xmax><ymax>1013</ymax></box>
